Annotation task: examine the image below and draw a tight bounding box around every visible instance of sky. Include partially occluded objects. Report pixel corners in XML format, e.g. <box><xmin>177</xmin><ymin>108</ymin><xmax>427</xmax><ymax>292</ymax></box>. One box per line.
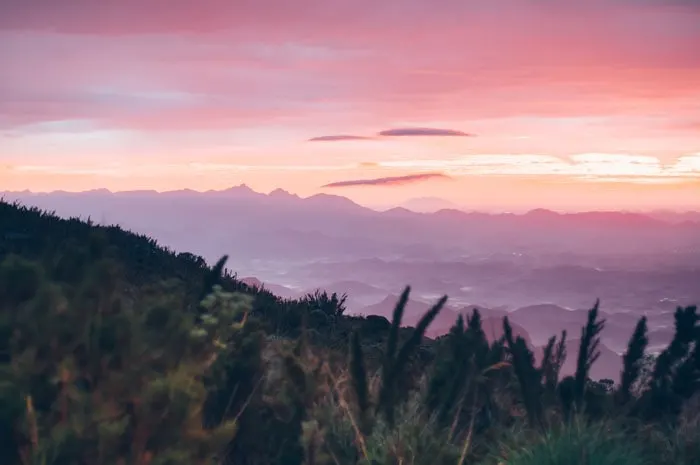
<box><xmin>1</xmin><ymin>0</ymin><xmax>700</xmax><ymax>211</ymax></box>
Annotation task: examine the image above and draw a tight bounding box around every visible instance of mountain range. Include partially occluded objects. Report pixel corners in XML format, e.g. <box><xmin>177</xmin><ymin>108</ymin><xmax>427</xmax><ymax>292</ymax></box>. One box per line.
<box><xmin>5</xmin><ymin>185</ymin><xmax>698</xmax><ymax>382</ymax></box>
<box><xmin>4</xmin><ymin>186</ymin><xmax>699</xmax><ymax>260</ymax></box>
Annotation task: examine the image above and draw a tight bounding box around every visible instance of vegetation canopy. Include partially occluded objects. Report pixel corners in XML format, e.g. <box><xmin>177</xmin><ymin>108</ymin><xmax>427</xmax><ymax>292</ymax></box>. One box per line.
<box><xmin>1</xmin><ymin>199</ymin><xmax>699</xmax><ymax>465</ymax></box>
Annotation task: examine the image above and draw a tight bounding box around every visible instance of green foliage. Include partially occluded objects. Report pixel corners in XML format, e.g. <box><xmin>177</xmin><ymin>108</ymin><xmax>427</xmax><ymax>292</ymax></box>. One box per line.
<box><xmin>640</xmin><ymin>305</ymin><xmax>699</xmax><ymax>419</ymax></box>
<box><xmin>618</xmin><ymin>316</ymin><xmax>648</xmax><ymax>406</ymax></box>
<box><xmin>644</xmin><ymin>401</ymin><xmax>700</xmax><ymax>465</ymax></box>
<box><xmin>487</xmin><ymin>418</ymin><xmax>651</xmax><ymax>465</ymax></box>
<box><xmin>425</xmin><ymin>309</ymin><xmax>509</xmax><ymax>441</ymax></box>
<box><xmin>540</xmin><ymin>330</ymin><xmax>567</xmax><ymax>403</ymax></box>
<box><xmin>574</xmin><ymin>301</ymin><xmax>606</xmax><ymax>411</ymax></box>
<box><xmin>347</xmin><ymin>286</ymin><xmax>448</xmax><ymax>432</ymax></box>
<box><xmin>349</xmin><ymin>331</ymin><xmax>370</xmax><ymax>434</ymax></box>
<box><xmin>3</xmin><ymin>199</ymin><xmax>700</xmax><ymax>465</ymax></box>
<box><xmin>2</xmin><ymin>255</ymin><xmax>246</xmax><ymax>464</ymax></box>
<box><xmin>360</xmin><ymin>396</ymin><xmax>461</xmax><ymax>465</ymax></box>
<box><xmin>503</xmin><ymin>316</ymin><xmax>544</xmax><ymax>429</ymax></box>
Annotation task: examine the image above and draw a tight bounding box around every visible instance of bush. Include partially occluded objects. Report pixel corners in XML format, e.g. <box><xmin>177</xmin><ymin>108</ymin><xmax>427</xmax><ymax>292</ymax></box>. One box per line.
<box><xmin>487</xmin><ymin>418</ymin><xmax>650</xmax><ymax>465</ymax></box>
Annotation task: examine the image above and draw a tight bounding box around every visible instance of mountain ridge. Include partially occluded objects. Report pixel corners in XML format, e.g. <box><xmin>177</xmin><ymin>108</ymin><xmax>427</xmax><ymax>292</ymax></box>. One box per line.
<box><xmin>4</xmin><ymin>185</ymin><xmax>697</xmax><ymax>225</ymax></box>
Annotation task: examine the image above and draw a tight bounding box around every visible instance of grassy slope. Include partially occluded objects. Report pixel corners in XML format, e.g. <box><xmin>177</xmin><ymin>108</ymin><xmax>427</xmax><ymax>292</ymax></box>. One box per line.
<box><xmin>1</xmin><ymin>199</ymin><xmax>699</xmax><ymax>465</ymax></box>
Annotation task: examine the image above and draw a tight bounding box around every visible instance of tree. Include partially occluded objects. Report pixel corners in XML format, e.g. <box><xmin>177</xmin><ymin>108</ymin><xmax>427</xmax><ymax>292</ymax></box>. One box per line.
<box><xmin>618</xmin><ymin>316</ymin><xmax>648</xmax><ymax>406</ymax></box>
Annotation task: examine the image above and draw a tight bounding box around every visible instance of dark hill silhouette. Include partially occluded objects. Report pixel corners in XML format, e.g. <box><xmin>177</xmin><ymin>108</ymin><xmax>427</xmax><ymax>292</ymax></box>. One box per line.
<box><xmin>239</xmin><ymin>276</ymin><xmax>299</xmax><ymax>299</ymax></box>
<box><xmin>358</xmin><ymin>294</ymin><xmax>442</xmax><ymax>324</ymax></box>
<box><xmin>456</xmin><ymin>305</ymin><xmax>508</xmax><ymax>320</ymax></box>
<box><xmin>510</xmin><ymin>303</ymin><xmax>580</xmax><ymax>319</ymax></box>
<box><xmin>481</xmin><ymin>316</ymin><xmax>533</xmax><ymax>347</ymax></box>
<box><xmin>509</xmin><ymin>303</ymin><xmax>659</xmax><ymax>353</ymax></box>
<box><xmin>359</xmin><ymin>295</ymin><xmax>534</xmax><ymax>343</ymax></box>
<box><xmin>426</xmin><ymin>305</ymin><xmax>509</xmax><ymax>337</ymax></box>
<box><xmin>311</xmin><ymin>280</ymin><xmax>386</xmax><ymax>297</ymax></box>
<box><xmin>509</xmin><ymin>304</ymin><xmax>593</xmax><ymax>344</ymax></box>
<box><xmin>560</xmin><ymin>339</ymin><xmax>621</xmax><ymax>382</ymax></box>
<box><xmin>647</xmin><ymin>327</ymin><xmax>675</xmax><ymax>351</ymax></box>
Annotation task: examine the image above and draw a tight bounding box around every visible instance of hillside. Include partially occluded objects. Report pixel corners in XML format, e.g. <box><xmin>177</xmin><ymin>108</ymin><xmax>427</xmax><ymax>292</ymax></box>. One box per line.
<box><xmin>2</xmin><ymin>199</ymin><xmax>700</xmax><ymax>465</ymax></box>
<box><xmin>4</xmin><ymin>188</ymin><xmax>699</xmax><ymax>321</ymax></box>
<box><xmin>0</xmin><ymin>200</ymin><xmax>388</xmax><ymax>346</ymax></box>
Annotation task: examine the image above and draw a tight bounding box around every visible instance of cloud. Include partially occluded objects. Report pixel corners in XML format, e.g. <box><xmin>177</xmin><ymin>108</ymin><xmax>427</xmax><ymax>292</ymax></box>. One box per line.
<box><xmin>378</xmin><ymin>127</ymin><xmax>473</xmax><ymax>137</ymax></box>
<box><xmin>8</xmin><ymin>161</ymin><xmax>360</xmax><ymax>177</ymax></box>
<box><xmin>10</xmin><ymin>164</ymin><xmax>124</xmax><ymax>176</ymax></box>
<box><xmin>2</xmin><ymin>0</ymin><xmax>698</xmax><ymax>37</ymax></box>
<box><xmin>308</xmin><ymin>135</ymin><xmax>371</xmax><ymax>142</ymax></box>
<box><xmin>1</xmin><ymin>0</ymin><xmax>699</xmax><ymax>170</ymax></box>
<box><xmin>322</xmin><ymin>172</ymin><xmax>451</xmax><ymax>188</ymax></box>
<box><xmin>1</xmin><ymin>1</ymin><xmax>699</xmax><ymax>137</ymax></box>
<box><xmin>376</xmin><ymin>153</ymin><xmax>700</xmax><ymax>181</ymax></box>
<box><xmin>2</xmin><ymin>1</ymin><xmax>698</xmax><ymax>128</ymax></box>
<box><xmin>310</xmin><ymin>128</ymin><xmax>474</xmax><ymax>141</ymax></box>
<box><xmin>668</xmin><ymin>120</ymin><xmax>700</xmax><ymax>133</ymax></box>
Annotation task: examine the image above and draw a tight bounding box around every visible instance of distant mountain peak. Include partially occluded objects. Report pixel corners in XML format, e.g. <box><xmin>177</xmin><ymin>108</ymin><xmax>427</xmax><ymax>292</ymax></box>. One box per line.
<box><xmin>307</xmin><ymin>192</ymin><xmax>341</xmax><ymax>200</ymax></box>
<box><xmin>240</xmin><ymin>276</ymin><xmax>263</xmax><ymax>287</ymax></box>
<box><xmin>117</xmin><ymin>189</ymin><xmax>158</xmax><ymax>196</ymax></box>
<box><xmin>85</xmin><ymin>188</ymin><xmax>113</xmax><ymax>195</ymax></box>
<box><xmin>384</xmin><ymin>206</ymin><xmax>415</xmax><ymax>215</ymax></box>
<box><xmin>219</xmin><ymin>184</ymin><xmax>257</xmax><ymax>194</ymax></box>
<box><xmin>305</xmin><ymin>193</ymin><xmax>363</xmax><ymax>209</ymax></box>
<box><xmin>435</xmin><ymin>208</ymin><xmax>467</xmax><ymax>215</ymax></box>
<box><xmin>164</xmin><ymin>188</ymin><xmax>197</xmax><ymax>195</ymax></box>
<box><xmin>269</xmin><ymin>188</ymin><xmax>298</xmax><ymax>199</ymax></box>
<box><xmin>400</xmin><ymin>196</ymin><xmax>461</xmax><ymax>213</ymax></box>
<box><xmin>525</xmin><ymin>208</ymin><xmax>558</xmax><ymax>217</ymax></box>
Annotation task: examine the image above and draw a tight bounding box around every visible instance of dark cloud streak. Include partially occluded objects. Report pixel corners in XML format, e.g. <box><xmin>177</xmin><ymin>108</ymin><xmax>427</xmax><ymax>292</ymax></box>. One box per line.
<box><xmin>309</xmin><ymin>128</ymin><xmax>474</xmax><ymax>142</ymax></box>
<box><xmin>322</xmin><ymin>172</ymin><xmax>451</xmax><ymax>188</ymax></box>
<box><xmin>308</xmin><ymin>135</ymin><xmax>372</xmax><ymax>142</ymax></box>
<box><xmin>378</xmin><ymin>127</ymin><xmax>473</xmax><ymax>137</ymax></box>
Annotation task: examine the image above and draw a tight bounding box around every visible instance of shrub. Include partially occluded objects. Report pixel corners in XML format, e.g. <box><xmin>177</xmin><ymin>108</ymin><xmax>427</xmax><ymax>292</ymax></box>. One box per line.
<box><xmin>487</xmin><ymin>418</ymin><xmax>650</xmax><ymax>465</ymax></box>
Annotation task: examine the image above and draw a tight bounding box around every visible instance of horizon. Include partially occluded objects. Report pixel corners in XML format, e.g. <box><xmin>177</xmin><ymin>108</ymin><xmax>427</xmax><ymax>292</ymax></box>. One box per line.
<box><xmin>2</xmin><ymin>0</ymin><xmax>700</xmax><ymax>210</ymax></box>
<box><xmin>3</xmin><ymin>184</ymin><xmax>699</xmax><ymax>216</ymax></box>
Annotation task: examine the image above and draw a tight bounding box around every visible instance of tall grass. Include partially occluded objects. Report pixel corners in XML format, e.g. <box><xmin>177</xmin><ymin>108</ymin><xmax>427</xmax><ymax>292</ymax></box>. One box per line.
<box><xmin>486</xmin><ymin>418</ymin><xmax>650</xmax><ymax>465</ymax></box>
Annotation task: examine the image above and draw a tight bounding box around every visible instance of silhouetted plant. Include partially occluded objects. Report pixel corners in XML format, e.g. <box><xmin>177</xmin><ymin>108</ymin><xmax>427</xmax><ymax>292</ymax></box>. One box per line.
<box><xmin>540</xmin><ymin>330</ymin><xmax>567</xmax><ymax>403</ymax></box>
<box><xmin>200</xmin><ymin>254</ymin><xmax>230</xmax><ymax>302</ymax></box>
<box><xmin>671</xmin><ymin>336</ymin><xmax>700</xmax><ymax>401</ymax></box>
<box><xmin>574</xmin><ymin>300</ymin><xmax>606</xmax><ymax>411</ymax></box>
<box><xmin>558</xmin><ymin>375</ymin><xmax>576</xmax><ymax>422</ymax></box>
<box><xmin>376</xmin><ymin>286</ymin><xmax>448</xmax><ymax>426</ymax></box>
<box><xmin>641</xmin><ymin>305</ymin><xmax>699</xmax><ymax>419</ymax></box>
<box><xmin>669</xmin><ymin>306</ymin><xmax>700</xmax><ymax>401</ymax></box>
<box><xmin>618</xmin><ymin>316</ymin><xmax>648</xmax><ymax>406</ymax></box>
<box><xmin>503</xmin><ymin>316</ymin><xmax>544</xmax><ymax>429</ymax></box>
<box><xmin>347</xmin><ymin>286</ymin><xmax>447</xmax><ymax>432</ymax></box>
<box><xmin>425</xmin><ymin>309</ymin><xmax>508</xmax><ymax>440</ymax></box>
<box><xmin>350</xmin><ymin>331</ymin><xmax>371</xmax><ymax>434</ymax></box>
<box><xmin>425</xmin><ymin>314</ymin><xmax>469</xmax><ymax>422</ymax></box>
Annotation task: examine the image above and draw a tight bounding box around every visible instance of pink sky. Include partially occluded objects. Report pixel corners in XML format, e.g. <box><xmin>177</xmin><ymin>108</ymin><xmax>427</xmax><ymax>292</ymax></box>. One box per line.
<box><xmin>1</xmin><ymin>0</ymin><xmax>699</xmax><ymax>210</ymax></box>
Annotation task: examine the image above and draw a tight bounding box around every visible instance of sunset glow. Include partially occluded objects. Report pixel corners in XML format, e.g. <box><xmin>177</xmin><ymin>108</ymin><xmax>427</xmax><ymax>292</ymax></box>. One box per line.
<box><xmin>2</xmin><ymin>0</ymin><xmax>699</xmax><ymax>210</ymax></box>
